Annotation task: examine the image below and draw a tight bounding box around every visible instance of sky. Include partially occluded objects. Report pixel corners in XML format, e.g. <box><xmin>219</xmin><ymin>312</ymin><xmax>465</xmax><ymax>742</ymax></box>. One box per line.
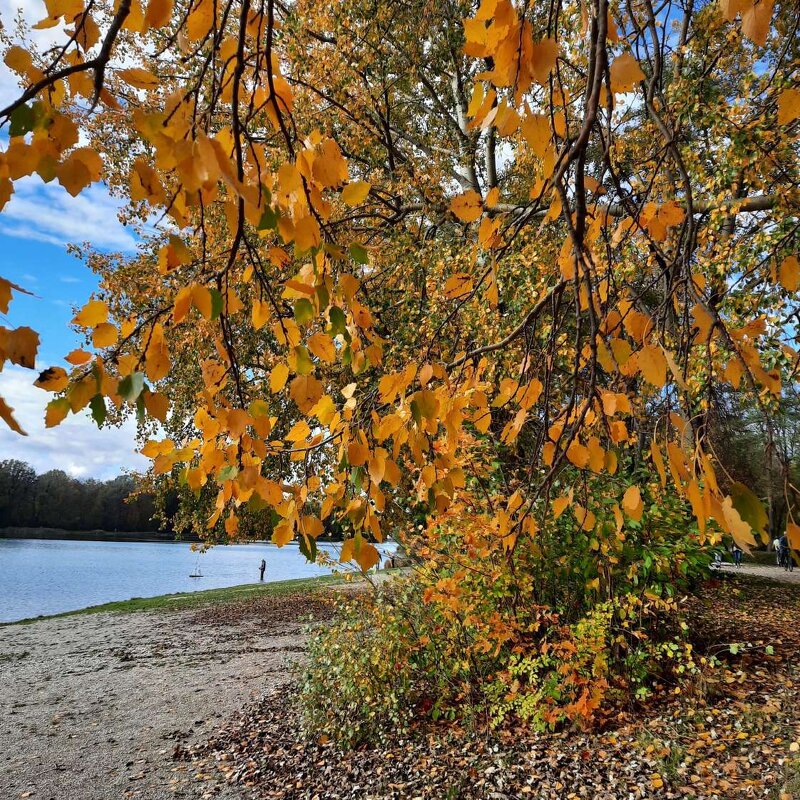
<box><xmin>0</xmin><ymin>0</ymin><xmax>157</xmax><ymax>480</ymax></box>
<box><xmin>0</xmin><ymin>177</ymin><xmax>148</xmax><ymax>480</ymax></box>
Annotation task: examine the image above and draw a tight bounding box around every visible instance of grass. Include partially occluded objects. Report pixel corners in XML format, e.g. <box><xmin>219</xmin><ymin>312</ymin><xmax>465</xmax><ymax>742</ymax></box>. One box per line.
<box><xmin>3</xmin><ymin>574</ymin><xmax>346</xmax><ymax>626</ymax></box>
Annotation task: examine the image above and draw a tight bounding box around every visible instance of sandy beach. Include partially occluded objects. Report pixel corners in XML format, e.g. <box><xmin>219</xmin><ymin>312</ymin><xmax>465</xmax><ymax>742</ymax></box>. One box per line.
<box><xmin>0</xmin><ymin>591</ymin><xmax>330</xmax><ymax>800</ymax></box>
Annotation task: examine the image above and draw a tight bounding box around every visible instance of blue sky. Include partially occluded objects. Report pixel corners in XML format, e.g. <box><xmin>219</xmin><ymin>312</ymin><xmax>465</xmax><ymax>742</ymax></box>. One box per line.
<box><xmin>0</xmin><ymin>178</ymin><xmax>149</xmax><ymax>479</ymax></box>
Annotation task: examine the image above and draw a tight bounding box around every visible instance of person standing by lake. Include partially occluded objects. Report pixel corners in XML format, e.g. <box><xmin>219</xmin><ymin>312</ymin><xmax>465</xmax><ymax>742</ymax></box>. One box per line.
<box><xmin>259</xmin><ymin>558</ymin><xmax>266</xmax><ymax>581</ymax></box>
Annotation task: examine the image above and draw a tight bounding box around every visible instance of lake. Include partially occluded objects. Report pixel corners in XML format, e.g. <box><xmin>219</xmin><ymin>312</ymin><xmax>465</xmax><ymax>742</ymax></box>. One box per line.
<box><xmin>0</xmin><ymin>537</ymin><xmax>397</xmax><ymax>623</ymax></box>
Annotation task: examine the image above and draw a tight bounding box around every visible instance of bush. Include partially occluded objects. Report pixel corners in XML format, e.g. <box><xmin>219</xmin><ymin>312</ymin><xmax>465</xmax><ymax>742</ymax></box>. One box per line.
<box><xmin>300</xmin><ymin>472</ymin><xmax>714</xmax><ymax>747</ymax></box>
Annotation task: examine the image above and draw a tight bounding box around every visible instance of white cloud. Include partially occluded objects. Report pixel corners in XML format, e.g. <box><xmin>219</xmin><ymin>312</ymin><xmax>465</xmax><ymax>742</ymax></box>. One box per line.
<box><xmin>0</xmin><ymin>175</ymin><xmax>136</xmax><ymax>252</ymax></box>
<box><xmin>0</xmin><ymin>364</ymin><xmax>148</xmax><ymax>479</ymax></box>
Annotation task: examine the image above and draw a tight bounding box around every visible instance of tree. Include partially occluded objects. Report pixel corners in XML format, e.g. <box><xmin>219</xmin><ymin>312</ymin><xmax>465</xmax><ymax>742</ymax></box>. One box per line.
<box><xmin>0</xmin><ymin>0</ymin><xmax>797</xmax><ymax>702</ymax></box>
<box><xmin>0</xmin><ymin>460</ymin><xmax>162</xmax><ymax>531</ymax></box>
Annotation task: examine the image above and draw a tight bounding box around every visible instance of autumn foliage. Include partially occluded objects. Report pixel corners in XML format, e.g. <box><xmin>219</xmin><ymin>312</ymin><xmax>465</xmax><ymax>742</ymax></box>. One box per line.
<box><xmin>0</xmin><ymin>0</ymin><xmax>798</xmax><ymax>725</ymax></box>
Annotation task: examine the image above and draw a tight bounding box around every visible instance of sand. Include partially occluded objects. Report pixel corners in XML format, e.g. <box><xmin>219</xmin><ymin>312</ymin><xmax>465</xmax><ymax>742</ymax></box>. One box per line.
<box><xmin>0</xmin><ymin>598</ymin><xmax>318</xmax><ymax>800</ymax></box>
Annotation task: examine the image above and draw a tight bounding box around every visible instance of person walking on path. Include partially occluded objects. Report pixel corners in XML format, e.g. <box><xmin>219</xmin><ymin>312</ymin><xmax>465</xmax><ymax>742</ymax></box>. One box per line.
<box><xmin>774</xmin><ymin>536</ymin><xmax>783</xmax><ymax>566</ymax></box>
<box><xmin>259</xmin><ymin>558</ymin><xmax>266</xmax><ymax>581</ymax></box>
<box><xmin>732</xmin><ymin>544</ymin><xmax>743</xmax><ymax>567</ymax></box>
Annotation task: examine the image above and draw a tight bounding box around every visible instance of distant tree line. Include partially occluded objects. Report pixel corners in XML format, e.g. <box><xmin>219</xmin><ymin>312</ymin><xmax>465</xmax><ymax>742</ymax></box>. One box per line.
<box><xmin>0</xmin><ymin>459</ymin><xmax>162</xmax><ymax>532</ymax></box>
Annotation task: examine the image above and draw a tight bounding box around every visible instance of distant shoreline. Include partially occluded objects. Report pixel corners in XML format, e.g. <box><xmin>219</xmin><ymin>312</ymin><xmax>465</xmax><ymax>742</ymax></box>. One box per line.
<box><xmin>0</xmin><ymin>526</ymin><xmax>197</xmax><ymax>544</ymax></box>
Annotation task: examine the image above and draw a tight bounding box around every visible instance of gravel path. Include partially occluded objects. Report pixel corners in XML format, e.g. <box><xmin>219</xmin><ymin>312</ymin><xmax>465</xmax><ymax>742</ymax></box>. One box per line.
<box><xmin>0</xmin><ymin>595</ymin><xmax>329</xmax><ymax>800</ymax></box>
<box><xmin>718</xmin><ymin>561</ymin><xmax>800</xmax><ymax>583</ymax></box>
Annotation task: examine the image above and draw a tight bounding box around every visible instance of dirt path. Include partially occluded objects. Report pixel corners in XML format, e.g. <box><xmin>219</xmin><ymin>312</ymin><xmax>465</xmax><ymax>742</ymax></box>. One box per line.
<box><xmin>718</xmin><ymin>561</ymin><xmax>800</xmax><ymax>583</ymax></box>
<box><xmin>0</xmin><ymin>593</ymin><xmax>331</xmax><ymax>800</ymax></box>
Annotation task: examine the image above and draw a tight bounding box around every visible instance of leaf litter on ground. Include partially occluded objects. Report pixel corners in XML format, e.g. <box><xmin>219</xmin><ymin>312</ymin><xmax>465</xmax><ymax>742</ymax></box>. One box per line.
<box><xmin>184</xmin><ymin>574</ymin><xmax>800</xmax><ymax>799</ymax></box>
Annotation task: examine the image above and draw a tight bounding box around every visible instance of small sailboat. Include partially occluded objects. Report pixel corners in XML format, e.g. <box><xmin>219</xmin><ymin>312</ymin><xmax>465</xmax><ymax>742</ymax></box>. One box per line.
<box><xmin>189</xmin><ymin>552</ymin><xmax>203</xmax><ymax>578</ymax></box>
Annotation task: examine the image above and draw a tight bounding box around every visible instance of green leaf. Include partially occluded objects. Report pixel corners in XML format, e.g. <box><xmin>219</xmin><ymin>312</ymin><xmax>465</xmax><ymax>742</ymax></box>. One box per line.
<box><xmin>218</xmin><ymin>464</ymin><xmax>239</xmax><ymax>481</ymax></box>
<box><xmin>328</xmin><ymin>306</ymin><xmax>347</xmax><ymax>336</ymax></box>
<box><xmin>765</xmin><ymin>645</ymin><xmax>774</xmax><ymax>655</ymax></box>
<box><xmin>89</xmin><ymin>394</ymin><xmax>106</xmax><ymax>427</ymax></box>
<box><xmin>294</xmin><ymin>298</ymin><xmax>315</xmax><ymax>325</ymax></box>
<box><xmin>135</xmin><ymin>394</ymin><xmax>146</xmax><ymax>424</ymax></box>
<box><xmin>9</xmin><ymin>103</ymin><xmax>35</xmax><ymax>137</ymax></box>
<box><xmin>118</xmin><ymin>372</ymin><xmax>145</xmax><ymax>403</ymax></box>
<box><xmin>349</xmin><ymin>243</ymin><xmax>368</xmax><ymax>264</ymax></box>
<box><xmin>257</xmin><ymin>206</ymin><xmax>279</xmax><ymax>231</ymax></box>
<box><xmin>294</xmin><ymin>345</ymin><xmax>314</xmax><ymax>375</ymax></box>
<box><xmin>247</xmin><ymin>492</ymin><xmax>270</xmax><ymax>511</ymax></box>
<box><xmin>209</xmin><ymin>287</ymin><xmax>224</xmax><ymax>321</ymax></box>
<box><xmin>730</xmin><ymin>482</ymin><xmax>768</xmax><ymax>543</ymax></box>
<box><xmin>729</xmin><ymin>643</ymin><xmax>740</xmax><ymax>655</ymax></box>
<box><xmin>299</xmin><ymin>534</ymin><xmax>317</xmax><ymax>563</ymax></box>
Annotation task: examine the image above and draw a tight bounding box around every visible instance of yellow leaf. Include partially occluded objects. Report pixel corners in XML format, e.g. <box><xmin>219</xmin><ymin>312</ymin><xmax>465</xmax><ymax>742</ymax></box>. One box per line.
<box><xmin>450</xmin><ymin>190</ymin><xmax>483</xmax><ymax>222</ymax></box>
<box><xmin>73</xmin><ymin>299</ymin><xmax>108</xmax><ymax>327</ymax></box>
<box><xmin>4</xmin><ymin>46</ymin><xmax>32</xmax><ymax>76</ymax></box>
<box><xmin>294</xmin><ymin>215</ymin><xmax>321</xmax><ymax>252</ymax></box>
<box><xmin>574</xmin><ymin>505</ymin><xmax>596</xmax><ymax>531</ymax></box>
<box><xmin>144</xmin><ymin>0</ymin><xmax>173</xmax><ymax>29</ymax></box>
<box><xmin>289</xmin><ymin>374</ymin><xmax>323</xmax><ymax>413</ymax></box>
<box><xmin>307</xmin><ymin>332</ymin><xmax>336</xmax><ymax>363</ymax></box>
<box><xmin>118</xmin><ymin>67</ymin><xmax>159</xmax><ymax>89</ymax></box>
<box><xmin>340</xmin><ymin>180</ymin><xmax>371</xmax><ymax>206</ymax></box>
<box><xmin>173</xmin><ymin>286</ymin><xmax>192</xmax><ymax>324</ymax></box>
<box><xmin>45</xmin><ymin>397</ymin><xmax>70</xmax><ymax>428</ymax></box>
<box><xmin>686</xmin><ymin>479</ymin><xmax>706</xmax><ymax>535</ymax></box>
<box><xmin>348</xmin><ymin>440</ymin><xmax>369</xmax><ymax>466</ymax></box>
<box><xmin>778</xmin><ymin>256</ymin><xmax>799</xmax><ymax>292</ymax></box>
<box><xmin>721</xmin><ymin>496</ymin><xmax>757</xmax><ymax>549</ymax></box>
<box><xmin>787</xmin><ymin>522</ymin><xmax>800</xmax><ymax>550</ymax></box>
<box><xmin>552</xmin><ymin>495</ymin><xmax>570</xmax><ymax>519</ymax></box>
<box><xmin>0</xmin><ymin>395</ymin><xmax>25</xmax><ymax>434</ymax></box>
<box><xmin>35</xmin><ymin>366</ymin><xmax>69</xmax><ymax>391</ymax></box>
<box><xmin>778</xmin><ymin>88</ymin><xmax>800</xmax><ymax>125</ymax></box>
<box><xmin>622</xmin><ymin>485</ymin><xmax>643</xmax><ymax>522</ymax></box>
<box><xmin>158</xmin><ymin>236</ymin><xmax>193</xmax><ymax>274</ymax></box>
<box><xmin>286</xmin><ymin>419</ymin><xmax>311</xmax><ymax>442</ymax></box>
<box><xmin>143</xmin><ymin>391</ymin><xmax>169</xmax><ymax>422</ymax></box>
<box><xmin>587</xmin><ymin>437</ymin><xmax>605</xmax><ymax>473</ymax></box>
<box><xmin>566</xmin><ymin>441</ymin><xmax>589</xmax><ymax>468</ymax></box>
<box><xmin>272</xmin><ymin>521</ymin><xmax>294</xmax><ymax>546</ymax></box>
<box><xmin>637</xmin><ymin>345</ymin><xmax>667</xmax><ymax>388</ymax></box>
<box><xmin>609</xmin><ymin>53</ymin><xmax>644</xmax><ymax>94</ymax></box>
<box><xmin>530</xmin><ymin>37</ymin><xmax>558</xmax><ymax>84</ymax></box>
<box><xmin>339</xmin><ymin>537</ymin><xmax>354</xmax><ymax>563</ymax></box>
<box><xmin>191</xmin><ymin>285</ymin><xmax>213</xmax><ymax>320</ymax></box>
<box><xmin>741</xmin><ymin>0</ymin><xmax>774</xmax><ymax>47</ymax></box>
<box><xmin>252</xmin><ymin>298</ymin><xmax>270</xmax><ymax>330</ymax></box>
<box><xmin>65</xmin><ymin>349</ymin><xmax>92</xmax><ymax>366</ymax></box>
<box><xmin>92</xmin><ymin>322</ymin><xmax>118</xmax><ymax>348</ymax></box>
<box><xmin>355</xmin><ymin>540</ymin><xmax>380</xmax><ymax>572</ymax></box>
<box><xmin>0</xmin><ymin>276</ymin><xmax>31</xmax><ymax>314</ymax></box>
<box><xmin>444</xmin><ymin>273</ymin><xmax>474</xmax><ymax>300</ymax></box>
<box><xmin>311</xmin><ymin>138</ymin><xmax>349</xmax><ymax>188</ymax></box>
<box><xmin>0</xmin><ymin>326</ymin><xmax>38</xmax><ymax>368</ymax></box>
<box><xmin>270</xmin><ymin>363</ymin><xmax>289</xmax><ymax>394</ymax></box>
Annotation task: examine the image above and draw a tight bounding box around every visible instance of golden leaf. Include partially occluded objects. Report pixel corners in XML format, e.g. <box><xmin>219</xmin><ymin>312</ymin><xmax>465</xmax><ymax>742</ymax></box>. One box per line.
<box><xmin>73</xmin><ymin>299</ymin><xmax>108</xmax><ymax>327</ymax></box>
<box><xmin>0</xmin><ymin>395</ymin><xmax>25</xmax><ymax>434</ymax></box>
<box><xmin>450</xmin><ymin>190</ymin><xmax>483</xmax><ymax>222</ymax></box>
<box><xmin>778</xmin><ymin>256</ymin><xmax>799</xmax><ymax>293</ymax></box>
<box><xmin>118</xmin><ymin>67</ymin><xmax>159</xmax><ymax>89</ymax></box>
<box><xmin>609</xmin><ymin>53</ymin><xmax>644</xmax><ymax>94</ymax></box>
<box><xmin>35</xmin><ymin>366</ymin><xmax>69</xmax><ymax>391</ymax></box>
<box><xmin>622</xmin><ymin>485</ymin><xmax>643</xmax><ymax>522</ymax></box>
<box><xmin>340</xmin><ymin>180</ymin><xmax>371</xmax><ymax>206</ymax></box>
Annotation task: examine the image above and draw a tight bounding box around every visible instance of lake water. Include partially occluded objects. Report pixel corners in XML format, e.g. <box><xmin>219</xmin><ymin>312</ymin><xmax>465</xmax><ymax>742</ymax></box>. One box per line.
<box><xmin>0</xmin><ymin>538</ymin><xmax>397</xmax><ymax>623</ymax></box>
